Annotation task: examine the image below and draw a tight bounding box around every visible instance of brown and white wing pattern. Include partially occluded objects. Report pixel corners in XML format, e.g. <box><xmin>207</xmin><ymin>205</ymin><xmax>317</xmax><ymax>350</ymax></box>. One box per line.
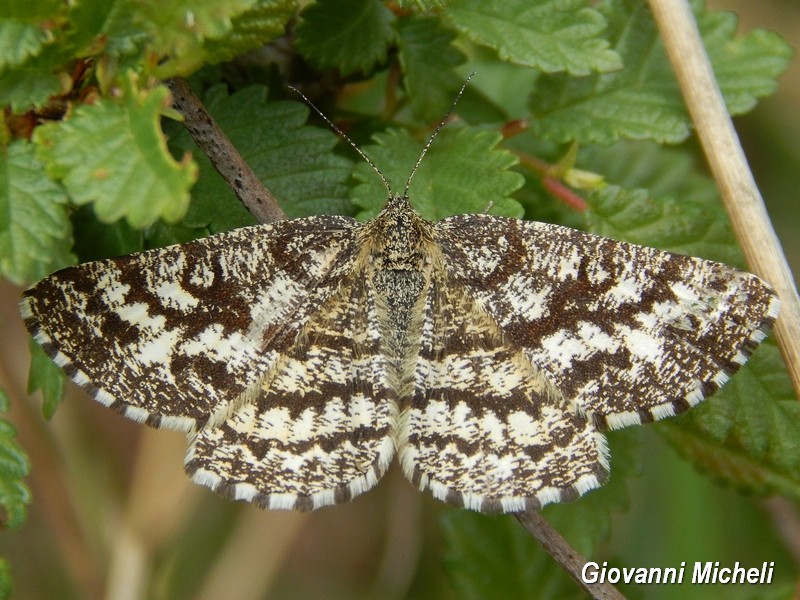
<box><xmin>435</xmin><ymin>214</ymin><xmax>779</xmax><ymax>430</ymax></box>
<box><xmin>398</xmin><ymin>272</ymin><xmax>609</xmax><ymax>513</ymax></box>
<box><xmin>21</xmin><ymin>216</ymin><xmax>359</xmax><ymax>433</ymax></box>
<box><xmin>185</xmin><ymin>273</ymin><xmax>398</xmax><ymax>511</ymax></box>
<box><xmin>20</xmin><ymin>195</ymin><xmax>780</xmax><ymax>514</ymax></box>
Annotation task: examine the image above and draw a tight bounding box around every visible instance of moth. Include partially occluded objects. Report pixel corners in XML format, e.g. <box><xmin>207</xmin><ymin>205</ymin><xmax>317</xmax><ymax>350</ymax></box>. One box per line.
<box><xmin>21</xmin><ymin>84</ymin><xmax>779</xmax><ymax>513</ymax></box>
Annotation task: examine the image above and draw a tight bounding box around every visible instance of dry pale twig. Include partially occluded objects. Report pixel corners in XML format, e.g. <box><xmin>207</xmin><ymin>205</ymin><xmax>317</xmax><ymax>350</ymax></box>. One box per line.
<box><xmin>647</xmin><ymin>0</ymin><xmax>800</xmax><ymax>399</ymax></box>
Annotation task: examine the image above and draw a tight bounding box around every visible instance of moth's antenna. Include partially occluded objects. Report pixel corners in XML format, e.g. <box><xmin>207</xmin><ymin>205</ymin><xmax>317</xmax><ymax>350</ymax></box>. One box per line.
<box><xmin>403</xmin><ymin>72</ymin><xmax>475</xmax><ymax>198</ymax></box>
<box><xmin>288</xmin><ymin>85</ymin><xmax>393</xmax><ymax>196</ymax></box>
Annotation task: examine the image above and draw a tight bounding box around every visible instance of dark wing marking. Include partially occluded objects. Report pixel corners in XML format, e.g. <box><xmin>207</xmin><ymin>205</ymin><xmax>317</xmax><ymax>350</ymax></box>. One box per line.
<box><xmin>398</xmin><ymin>272</ymin><xmax>607</xmax><ymax>513</ymax></box>
<box><xmin>185</xmin><ymin>273</ymin><xmax>398</xmax><ymax>510</ymax></box>
<box><xmin>21</xmin><ymin>216</ymin><xmax>359</xmax><ymax>432</ymax></box>
<box><xmin>435</xmin><ymin>214</ymin><xmax>779</xmax><ymax>429</ymax></box>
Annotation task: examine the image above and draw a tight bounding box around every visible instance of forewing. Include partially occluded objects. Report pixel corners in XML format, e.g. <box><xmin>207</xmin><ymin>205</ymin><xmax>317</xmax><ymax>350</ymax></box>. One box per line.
<box><xmin>398</xmin><ymin>274</ymin><xmax>608</xmax><ymax>513</ymax></box>
<box><xmin>185</xmin><ymin>274</ymin><xmax>398</xmax><ymax>511</ymax></box>
<box><xmin>435</xmin><ymin>215</ymin><xmax>779</xmax><ymax>429</ymax></box>
<box><xmin>21</xmin><ymin>216</ymin><xmax>359</xmax><ymax>432</ymax></box>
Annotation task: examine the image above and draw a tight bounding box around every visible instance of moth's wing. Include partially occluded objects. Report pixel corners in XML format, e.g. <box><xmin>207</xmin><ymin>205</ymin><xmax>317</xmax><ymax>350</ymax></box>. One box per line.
<box><xmin>435</xmin><ymin>215</ymin><xmax>779</xmax><ymax>429</ymax></box>
<box><xmin>21</xmin><ymin>216</ymin><xmax>359</xmax><ymax>432</ymax></box>
<box><xmin>397</xmin><ymin>273</ymin><xmax>608</xmax><ymax>513</ymax></box>
<box><xmin>185</xmin><ymin>273</ymin><xmax>398</xmax><ymax>511</ymax></box>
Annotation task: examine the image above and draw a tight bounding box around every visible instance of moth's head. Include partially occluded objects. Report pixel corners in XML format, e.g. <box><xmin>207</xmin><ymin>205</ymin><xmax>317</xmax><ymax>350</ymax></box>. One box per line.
<box><xmin>370</xmin><ymin>193</ymin><xmax>424</xmax><ymax>230</ymax></box>
<box><xmin>382</xmin><ymin>193</ymin><xmax>412</xmax><ymax>212</ymax></box>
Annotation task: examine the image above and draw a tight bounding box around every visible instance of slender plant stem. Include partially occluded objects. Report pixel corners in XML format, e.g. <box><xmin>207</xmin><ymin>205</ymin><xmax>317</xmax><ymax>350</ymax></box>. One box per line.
<box><xmin>513</xmin><ymin>150</ymin><xmax>589</xmax><ymax>212</ymax></box>
<box><xmin>515</xmin><ymin>511</ymin><xmax>626</xmax><ymax>599</ymax></box>
<box><xmin>647</xmin><ymin>0</ymin><xmax>800</xmax><ymax>399</ymax></box>
<box><xmin>165</xmin><ymin>78</ymin><xmax>286</xmax><ymax>225</ymax></box>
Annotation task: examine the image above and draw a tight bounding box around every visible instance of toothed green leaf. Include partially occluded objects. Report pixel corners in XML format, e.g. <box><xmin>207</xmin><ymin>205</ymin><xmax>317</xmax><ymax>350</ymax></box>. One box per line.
<box><xmin>351</xmin><ymin>127</ymin><xmax>524</xmax><ymax>221</ymax></box>
<box><xmin>0</xmin><ymin>141</ymin><xmax>75</xmax><ymax>286</ymax></box>
<box><xmin>396</xmin><ymin>16</ymin><xmax>466</xmax><ymax>122</ymax></box>
<box><xmin>0</xmin><ymin>391</ymin><xmax>30</xmax><ymax>531</ymax></box>
<box><xmin>295</xmin><ymin>0</ymin><xmax>395</xmax><ymax>76</ymax></box>
<box><xmin>447</xmin><ymin>0</ymin><xmax>622</xmax><ymax>75</ymax></box>
<box><xmin>33</xmin><ymin>76</ymin><xmax>197</xmax><ymax>228</ymax></box>
<box><xmin>168</xmin><ymin>85</ymin><xmax>353</xmax><ymax>226</ymax></box>
<box><xmin>200</xmin><ymin>0</ymin><xmax>297</xmax><ymax>66</ymax></box>
<box><xmin>532</xmin><ymin>0</ymin><xmax>793</xmax><ymax>144</ymax></box>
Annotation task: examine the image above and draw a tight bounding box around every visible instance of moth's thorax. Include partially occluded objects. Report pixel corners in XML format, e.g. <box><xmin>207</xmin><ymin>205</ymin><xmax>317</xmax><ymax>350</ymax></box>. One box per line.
<box><xmin>364</xmin><ymin>195</ymin><xmax>434</xmax><ymax>271</ymax></box>
<box><xmin>362</xmin><ymin>195</ymin><xmax>438</xmax><ymax>377</ymax></box>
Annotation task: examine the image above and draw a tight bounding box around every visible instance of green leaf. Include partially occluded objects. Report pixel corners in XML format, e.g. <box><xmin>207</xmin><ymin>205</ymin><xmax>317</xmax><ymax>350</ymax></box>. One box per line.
<box><xmin>701</xmin><ymin>9</ymin><xmax>794</xmax><ymax>115</ymax></box>
<box><xmin>143</xmin><ymin>0</ymin><xmax>297</xmax><ymax>77</ymax></box>
<box><xmin>33</xmin><ymin>75</ymin><xmax>198</xmax><ymax>228</ymax></box>
<box><xmin>168</xmin><ymin>84</ymin><xmax>353</xmax><ymax>225</ymax></box>
<box><xmin>0</xmin><ymin>141</ymin><xmax>75</xmax><ymax>286</ymax></box>
<box><xmin>446</xmin><ymin>0</ymin><xmax>622</xmax><ymax>75</ymax></box>
<box><xmin>64</xmin><ymin>0</ymin><xmax>150</xmax><ymax>58</ymax></box>
<box><xmin>0</xmin><ymin>0</ymin><xmax>158</xmax><ymax>111</ymax></box>
<box><xmin>201</xmin><ymin>0</ymin><xmax>298</xmax><ymax>65</ymax></box>
<box><xmin>27</xmin><ymin>339</ymin><xmax>66</xmax><ymax>420</ymax></box>
<box><xmin>138</xmin><ymin>0</ymin><xmax>259</xmax><ymax>76</ymax></box>
<box><xmin>585</xmin><ymin>185</ymin><xmax>742</xmax><ymax>267</ymax></box>
<box><xmin>0</xmin><ymin>43</ymin><xmax>66</xmax><ymax>111</ymax></box>
<box><xmin>581</xmin><ymin>141</ymin><xmax>742</xmax><ymax>266</ymax></box>
<box><xmin>579</xmin><ymin>141</ymin><xmax>717</xmax><ymax>205</ymax></box>
<box><xmin>396</xmin><ymin>16</ymin><xmax>466</xmax><ymax>122</ymax></box>
<box><xmin>660</xmin><ymin>339</ymin><xmax>800</xmax><ymax>500</ymax></box>
<box><xmin>397</xmin><ymin>0</ymin><xmax>448</xmax><ymax>10</ymax></box>
<box><xmin>443</xmin><ymin>511</ymin><xmax>583</xmax><ymax>599</ymax></box>
<box><xmin>531</xmin><ymin>0</ymin><xmax>793</xmax><ymax>144</ymax></box>
<box><xmin>0</xmin><ymin>0</ymin><xmax>119</xmax><ymax>111</ymax></box>
<box><xmin>0</xmin><ymin>0</ymin><xmax>298</xmax><ymax>97</ymax></box>
<box><xmin>70</xmin><ymin>205</ymin><xmax>144</xmax><ymax>262</ymax></box>
<box><xmin>0</xmin><ymin>558</ymin><xmax>9</xmax><ymax>600</ymax></box>
<box><xmin>295</xmin><ymin>0</ymin><xmax>395</xmax><ymax>76</ymax></box>
<box><xmin>352</xmin><ymin>127</ymin><xmax>524</xmax><ymax>221</ymax></box>
<box><xmin>0</xmin><ymin>0</ymin><xmax>65</xmax><ymax>69</ymax></box>
<box><xmin>531</xmin><ymin>0</ymin><xmax>684</xmax><ymax>145</ymax></box>
<box><xmin>0</xmin><ymin>20</ymin><xmax>47</xmax><ymax>70</ymax></box>
<box><xmin>0</xmin><ymin>390</ymin><xmax>31</xmax><ymax>531</ymax></box>
<box><xmin>454</xmin><ymin>54</ymin><xmax>538</xmax><ymax>122</ymax></box>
